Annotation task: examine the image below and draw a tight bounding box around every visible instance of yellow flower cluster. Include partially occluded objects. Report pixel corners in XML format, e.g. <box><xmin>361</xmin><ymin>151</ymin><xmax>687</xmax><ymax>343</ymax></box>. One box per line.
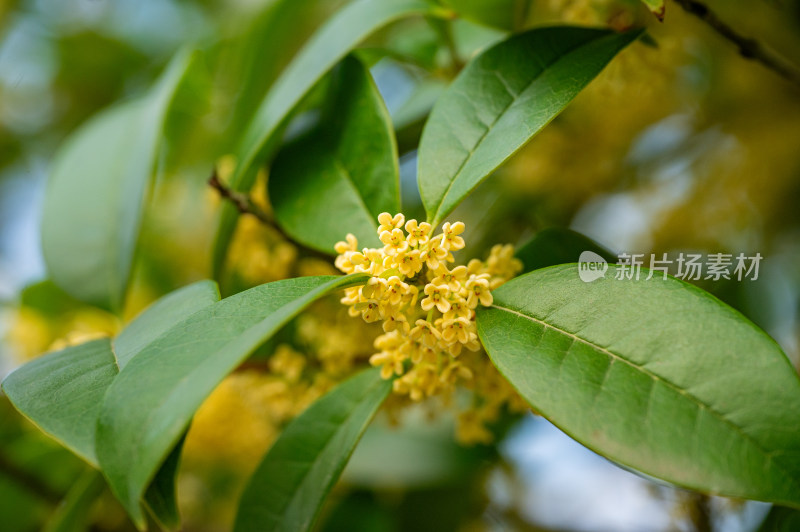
<box><xmin>335</xmin><ymin>213</ymin><xmax>525</xmax><ymax>443</ymax></box>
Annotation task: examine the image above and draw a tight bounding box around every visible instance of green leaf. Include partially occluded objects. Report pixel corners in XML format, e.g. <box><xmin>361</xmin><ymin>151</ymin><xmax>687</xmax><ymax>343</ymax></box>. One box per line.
<box><xmin>113</xmin><ymin>280</ymin><xmax>220</xmax><ymax>370</ymax></box>
<box><xmin>212</xmin><ymin>0</ymin><xmax>437</xmax><ymax>277</ymax></box>
<box><xmin>2</xmin><ymin>281</ymin><xmax>222</xmax><ymax>529</ymax></box>
<box><xmin>234</xmin><ymin>367</ymin><xmax>391</xmax><ymax>532</ymax></box>
<box><xmin>41</xmin><ymin>49</ymin><xmax>195</xmax><ymax>311</ymax></box>
<box><xmin>515</xmin><ymin>227</ymin><xmax>615</xmax><ymax>273</ymax></box>
<box><xmin>43</xmin><ymin>470</ymin><xmax>106</xmax><ymax>532</ymax></box>
<box><xmin>224</xmin><ymin>0</ymin><xmax>350</xmax><ymax>143</ymax></box>
<box><xmin>640</xmin><ymin>0</ymin><xmax>665</xmax><ymax>21</ymax></box>
<box><xmin>95</xmin><ymin>274</ymin><xmax>368</xmax><ymax>528</ymax></box>
<box><xmin>476</xmin><ymin>264</ymin><xmax>800</xmax><ymax>507</ymax></box>
<box><xmin>269</xmin><ymin>56</ymin><xmax>399</xmax><ymax>254</ymax></box>
<box><xmin>2</xmin><ymin>339</ymin><xmax>117</xmax><ymax>466</ymax></box>
<box><xmin>418</xmin><ymin>27</ymin><xmax>642</xmax><ymax>227</ymax></box>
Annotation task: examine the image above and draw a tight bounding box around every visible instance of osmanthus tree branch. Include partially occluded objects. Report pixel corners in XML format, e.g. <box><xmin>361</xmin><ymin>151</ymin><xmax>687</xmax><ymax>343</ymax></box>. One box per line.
<box><xmin>208</xmin><ymin>171</ymin><xmax>272</xmax><ymax>226</ymax></box>
<box><xmin>208</xmin><ymin>170</ymin><xmax>333</xmax><ymax>262</ymax></box>
<box><xmin>673</xmin><ymin>0</ymin><xmax>800</xmax><ymax>86</ymax></box>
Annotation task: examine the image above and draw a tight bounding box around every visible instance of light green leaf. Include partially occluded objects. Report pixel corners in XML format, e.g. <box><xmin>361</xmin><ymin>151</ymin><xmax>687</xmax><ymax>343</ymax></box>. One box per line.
<box><xmin>270</xmin><ymin>56</ymin><xmax>399</xmax><ymax>254</ymax></box>
<box><xmin>418</xmin><ymin>27</ymin><xmax>642</xmax><ymax>227</ymax></box>
<box><xmin>2</xmin><ymin>339</ymin><xmax>116</xmax><ymax>466</ymax></box>
<box><xmin>96</xmin><ymin>274</ymin><xmax>369</xmax><ymax>529</ymax></box>
<box><xmin>640</xmin><ymin>0</ymin><xmax>665</xmax><ymax>20</ymax></box>
<box><xmin>234</xmin><ymin>367</ymin><xmax>391</xmax><ymax>532</ymax></box>
<box><xmin>212</xmin><ymin>0</ymin><xmax>438</xmax><ymax>277</ymax></box>
<box><xmin>41</xmin><ymin>49</ymin><xmax>194</xmax><ymax>311</ymax></box>
<box><xmin>476</xmin><ymin>264</ymin><xmax>800</xmax><ymax>507</ymax></box>
<box><xmin>43</xmin><ymin>470</ymin><xmax>106</xmax><ymax>532</ymax></box>
<box><xmin>515</xmin><ymin>227</ymin><xmax>615</xmax><ymax>273</ymax></box>
<box><xmin>113</xmin><ymin>280</ymin><xmax>220</xmax><ymax>370</ymax></box>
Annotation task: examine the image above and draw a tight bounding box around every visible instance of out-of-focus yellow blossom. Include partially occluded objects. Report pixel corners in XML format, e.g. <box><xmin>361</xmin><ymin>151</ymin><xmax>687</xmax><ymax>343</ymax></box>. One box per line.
<box><xmin>49</xmin><ymin>309</ymin><xmax>120</xmax><ymax>351</ymax></box>
<box><xmin>335</xmin><ymin>213</ymin><xmax>527</xmax><ymax>444</ymax></box>
<box><xmin>5</xmin><ymin>306</ymin><xmax>120</xmax><ymax>362</ymax></box>
<box><xmin>5</xmin><ymin>308</ymin><xmax>52</xmax><ymax>361</ymax></box>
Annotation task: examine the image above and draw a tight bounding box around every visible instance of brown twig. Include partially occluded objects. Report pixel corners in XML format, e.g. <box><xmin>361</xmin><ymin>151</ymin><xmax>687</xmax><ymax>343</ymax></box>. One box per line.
<box><xmin>208</xmin><ymin>170</ymin><xmax>335</xmax><ymax>262</ymax></box>
<box><xmin>208</xmin><ymin>171</ymin><xmax>271</xmax><ymax>225</ymax></box>
<box><xmin>674</xmin><ymin>0</ymin><xmax>800</xmax><ymax>86</ymax></box>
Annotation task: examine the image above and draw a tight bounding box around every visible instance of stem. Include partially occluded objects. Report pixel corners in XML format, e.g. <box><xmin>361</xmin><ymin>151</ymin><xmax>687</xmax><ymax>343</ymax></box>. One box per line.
<box><xmin>208</xmin><ymin>170</ymin><xmax>271</xmax><ymax>225</ymax></box>
<box><xmin>674</xmin><ymin>0</ymin><xmax>800</xmax><ymax>86</ymax></box>
<box><xmin>208</xmin><ymin>170</ymin><xmax>331</xmax><ymax>262</ymax></box>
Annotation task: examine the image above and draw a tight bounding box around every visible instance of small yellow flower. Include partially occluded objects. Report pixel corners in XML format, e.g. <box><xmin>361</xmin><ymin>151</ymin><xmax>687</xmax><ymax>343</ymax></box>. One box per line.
<box><xmin>370</xmin><ymin>349</ymin><xmax>407</xmax><ymax>379</ymax></box>
<box><xmin>421</xmin><ymin>235</ymin><xmax>451</xmax><ymax>270</ymax></box>
<box><xmin>409</xmin><ymin>319</ymin><xmax>442</xmax><ymax>348</ymax></box>
<box><xmin>396</xmin><ymin>249</ymin><xmax>423</xmax><ymax>277</ymax></box>
<box><xmin>465</xmin><ymin>274</ymin><xmax>493</xmax><ymax>308</ymax></box>
<box><xmin>432</xmin><ymin>264</ymin><xmax>468</xmax><ymax>292</ymax></box>
<box><xmin>441</xmin><ymin>221</ymin><xmax>466</xmax><ymax>251</ymax></box>
<box><xmin>421</xmin><ymin>284</ymin><xmax>451</xmax><ymax>313</ymax></box>
<box><xmin>377</xmin><ymin>212</ymin><xmax>405</xmax><ymax>234</ymax></box>
<box><xmin>361</xmin><ymin>277</ymin><xmax>387</xmax><ymax>300</ymax></box>
<box><xmin>380</xmin><ymin>228</ymin><xmax>408</xmax><ymax>256</ymax></box>
<box><xmin>384</xmin><ymin>276</ymin><xmax>410</xmax><ymax>305</ymax></box>
<box><xmin>443</xmin><ymin>297</ymin><xmax>471</xmax><ymax>321</ymax></box>
<box><xmin>404</xmin><ymin>219</ymin><xmax>431</xmax><ymax>247</ymax></box>
<box><xmin>441</xmin><ymin>317</ymin><xmax>472</xmax><ymax>344</ymax></box>
<box><xmin>382</xmin><ymin>313</ymin><xmax>409</xmax><ymax>333</ymax></box>
<box><xmin>334</xmin><ymin>233</ymin><xmax>358</xmax><ymax>254</ymax></box>
<box><xmin>354</xmin><ymin>300</ymin><xmax>382</xmax><ymax>322</ymax></box>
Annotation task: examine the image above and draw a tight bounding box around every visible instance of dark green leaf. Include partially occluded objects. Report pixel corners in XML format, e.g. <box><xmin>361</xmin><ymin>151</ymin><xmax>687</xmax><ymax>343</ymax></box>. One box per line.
<box><xmin>212</xmin><ymin>0</ymin><xmax>437</xmax><ymax>277</ymax></box>
<box><xmin>515</xmin><ymin>227</ymin><xmax>615</xmax><ymax>272</ymax></box>
<box><xmin>477</xmin><ymin>264</ymin><xmax>800</xmax><ymax>507</ymax></box>
<box><xmin>41</xmin><ymin>49</ymin><xmax>195</xmax><ymax>310</ymax></box>
<box><xmin>234</xmin><ymin>367</ymin><xmax>391</xmax><ymax>532</ymax></box>
<box><xmin>418</xmin><ymin>27</ymin><xmax>642</xmax><ymax>226</ymax></box>
<box><xmin>96</xmin><ymin>274</ymin><xmax>369</xmax><ymax>528</ymax></box>
<box><xmin>270</xmin><ymin>56</ymin><xmax>399</xmax><ymax>253</ymax></box>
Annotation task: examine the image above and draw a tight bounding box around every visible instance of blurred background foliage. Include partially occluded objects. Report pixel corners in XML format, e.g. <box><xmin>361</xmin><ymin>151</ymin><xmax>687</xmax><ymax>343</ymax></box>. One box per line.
<box><xmin>1</xmin><ymin>0</ymin><xmax>800</xmax><ymax>530</ymax></box>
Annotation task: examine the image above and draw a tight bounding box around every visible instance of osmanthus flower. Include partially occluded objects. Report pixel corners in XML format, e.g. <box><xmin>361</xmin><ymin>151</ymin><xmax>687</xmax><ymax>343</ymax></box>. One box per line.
<box><xmin>440</xmin><ymin>221</ymin><xmax>466</xmax><ymax>251</ymax></box>
<box><xmin>377</xmin><ymin>212</ymin><xmax>405</xmax><ymax>234</ymax></box>
<box><xmin>335</xmin><ymin>212</ymin><xmax>524</xmax><ymax>444</ymax></box>
<box><xmin>465</xmin><ymin>274</ymin><xmax>493</xmax><ymax>308</ymax></box>
<box><xmin>421</xmin><ymin>283</ymin><xmax>451</xmax><ymax>313</ymax></box>
<box><xmin>405</xmin><ymin>219</ymin><xmax>432</xmax><ymax>247</ymax></box>
<box><xmin>380</xmin><ymin>228</ymin><xmax>408</xmax><ymax>256</ymax></box>
<box><xmin>431</xmin><ymin>264</ymin><xmax>468</xmax><ymax>291</ymax></box>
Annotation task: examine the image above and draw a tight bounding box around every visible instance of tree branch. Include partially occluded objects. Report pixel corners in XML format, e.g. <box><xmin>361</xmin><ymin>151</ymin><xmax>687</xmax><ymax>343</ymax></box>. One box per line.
<box><xmin>674</xmin><ymin>0</ymin><xmax>800</xmax><ymax>86</ymax></box>
<box><xmin>208</xmin><ymin>171</ymin><xmax>271</xmax><ymax>225</ymax></box>
<box><xmin>208</xmin><ymin>170</ymin><xmax>334</xmax><ymax>262</ymax></box>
